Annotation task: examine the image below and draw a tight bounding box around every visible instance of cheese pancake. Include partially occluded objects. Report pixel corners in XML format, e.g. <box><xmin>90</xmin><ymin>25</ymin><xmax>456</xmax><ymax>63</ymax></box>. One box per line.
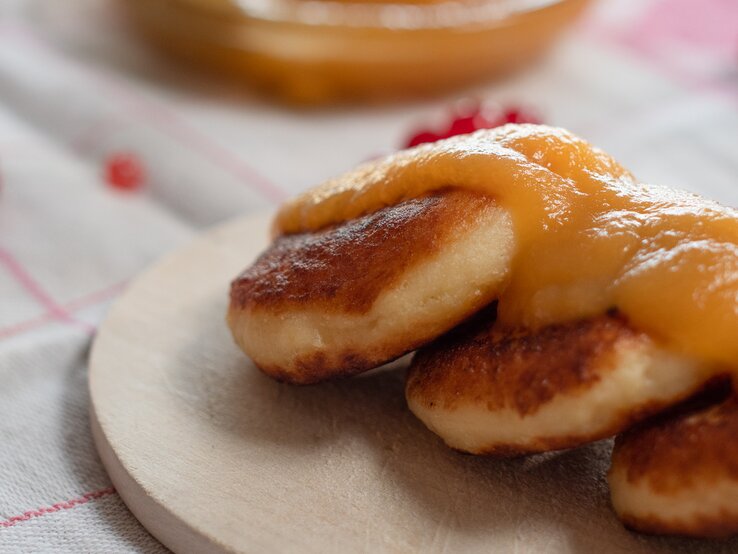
<box><xmin>229</xmin><ymin>189</ymin><xmax>514</xmax><ymax>384</ymax></box>
<box><xmin>609</xmin><ymin>389</ymin><xmax>738</xmax><ymax>538</ymax></box>
<box><xmin>407</xmin><ymin>313</ymin><xmax>714</xmax><ymax>455</ymax></box>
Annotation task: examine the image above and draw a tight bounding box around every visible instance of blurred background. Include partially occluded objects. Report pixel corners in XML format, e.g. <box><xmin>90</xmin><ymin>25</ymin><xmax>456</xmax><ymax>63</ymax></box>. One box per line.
<box><xmin>0</xmin><ymin>0</ymin><xmax>736</xmax><ymax>551</ymax></box>
<box><xmin>0</xmin><ymin>0</ymin><xmax>736</xmax><ymax>226</ymax></box>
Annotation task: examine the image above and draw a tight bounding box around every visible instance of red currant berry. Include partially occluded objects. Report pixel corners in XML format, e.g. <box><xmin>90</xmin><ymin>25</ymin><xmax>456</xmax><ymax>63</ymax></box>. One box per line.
<box><xmin>502</xmin><ymin>106</ymin><xmax>542</xmax><ymax>124</ymax></box>
<box><xmin>447</xmin><ymin>115</ymin><xmax>478</xmax><ymax>137</ymax></box>
<box><xmin>403</xmin><ymin>100</ymin><xmax>543</xmax><ymax>149</ymax></box>
<box><xmin>406</xmin><ymin>131</ymin><xmax>440</xmax><ymax>148</ymax></box>
<box><xmin>104</xmin><ymin>153</ymin><xmax>145</xmax><ymax>191</ymax></box>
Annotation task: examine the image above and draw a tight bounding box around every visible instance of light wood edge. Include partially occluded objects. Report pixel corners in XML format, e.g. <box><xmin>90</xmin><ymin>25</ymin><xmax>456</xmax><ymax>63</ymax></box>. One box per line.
<box><xmin>90</xmin><ymin>408</ymin><xmax>235</xmax><ymax>554</ymax></box>
<box><xmin>87</xmin><ymin>216</ymin><xmax>268</xmax><ymax>554</ymax></box>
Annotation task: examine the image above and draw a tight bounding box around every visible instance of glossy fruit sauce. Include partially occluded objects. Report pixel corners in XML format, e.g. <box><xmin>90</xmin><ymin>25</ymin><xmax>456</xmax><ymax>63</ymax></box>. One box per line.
<box><xmin>274</xmin><ymin>125</ymin><xmax>738</xmax><ymax>371</ymax></box>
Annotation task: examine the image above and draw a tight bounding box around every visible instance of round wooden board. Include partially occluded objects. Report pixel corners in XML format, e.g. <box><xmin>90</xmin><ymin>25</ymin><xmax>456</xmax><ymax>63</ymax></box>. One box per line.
<box><xmin>90</xmin><ymin>214</ymin><xmax>738</xmax><ymax>554</ymax></box>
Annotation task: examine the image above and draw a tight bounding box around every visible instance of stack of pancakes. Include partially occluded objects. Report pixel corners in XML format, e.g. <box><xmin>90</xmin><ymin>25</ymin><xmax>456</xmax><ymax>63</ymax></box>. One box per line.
<box><xmin>228</xmin><ymin>128</ymin><xmax>738</xmax><ymax>538</ymax></box>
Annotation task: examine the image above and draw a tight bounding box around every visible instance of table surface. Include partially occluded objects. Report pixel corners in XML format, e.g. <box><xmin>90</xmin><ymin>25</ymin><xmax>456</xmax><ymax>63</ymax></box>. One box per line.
<box><xmin>0</xmin><ymin>0</ymin><xmax>736</xmax><ymax>551</ymax></box>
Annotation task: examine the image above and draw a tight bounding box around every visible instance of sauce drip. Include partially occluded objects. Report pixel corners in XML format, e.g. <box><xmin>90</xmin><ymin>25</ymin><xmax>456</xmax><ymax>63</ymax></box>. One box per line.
<box><xmin>274</xmin><ymin>125</ymin><xmax>738</xmax><ymax>369</ymax></box>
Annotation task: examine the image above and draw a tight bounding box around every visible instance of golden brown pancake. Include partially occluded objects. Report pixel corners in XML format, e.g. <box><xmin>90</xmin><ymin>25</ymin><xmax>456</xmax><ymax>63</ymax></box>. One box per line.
<box><xmin>228</xmin><ymin>189</ymin><xmax>514</xmax><ymax>384</ymax></box>
<box><xmin>609</xmin><ymin>388</ymin><xmax>738</xmax><ymax>538</ymax></box>
<box><xmin>406</xmin><ymin>313</ymin><xmax>715</xmax><ymax>455</ymax></box>
<box><xmin>274</xmin><ymin>125</ymin><xmax>738</xmax><ymax>375</ymax></box>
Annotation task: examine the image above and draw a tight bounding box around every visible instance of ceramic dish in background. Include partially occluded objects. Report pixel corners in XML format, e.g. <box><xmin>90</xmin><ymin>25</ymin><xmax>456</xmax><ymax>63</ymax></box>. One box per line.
<box><xmin>122</xmin><ymin>0</ymin><xmax>589</xmax><ymax>105</ymax></box>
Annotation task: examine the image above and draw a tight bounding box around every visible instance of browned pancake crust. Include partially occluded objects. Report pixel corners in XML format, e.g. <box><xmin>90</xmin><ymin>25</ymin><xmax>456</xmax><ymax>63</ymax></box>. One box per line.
<box><xmin>258</xmin><ymin>349</ymin><xmax>382</xmax><ymax>385</ymax></box>
<box><xmin>408</xmin><ymin>312</ymin><xmax>647</xmax><ymax>417</ymax></box>
<box><xmin>230</xmin><ymin>189</ymin><xmax>496</xmax><ymax>315</ymax></box>
<box><xmin>612</xmin><ymin>393</ymin><xmax>738</xmax><ymax>495</ymax></box>
<box><xmin>618</xmin><ymin>510</ymin><xmax>738</xmax><ymax>539</ymax></box>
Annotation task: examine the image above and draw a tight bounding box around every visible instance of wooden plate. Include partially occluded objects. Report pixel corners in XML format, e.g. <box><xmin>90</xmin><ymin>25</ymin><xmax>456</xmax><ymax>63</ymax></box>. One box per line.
<box><xmin>89</xmin><ymin>214</ymin><xmax>736</xmax><ymax>553</ymax></box>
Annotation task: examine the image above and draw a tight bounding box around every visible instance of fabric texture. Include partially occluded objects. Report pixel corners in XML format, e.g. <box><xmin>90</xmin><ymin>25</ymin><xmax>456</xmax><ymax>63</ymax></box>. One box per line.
<box><xmin>0</xmin><ymin>0</ymin><xmax>736</xmax><ymax>551</ymax></box>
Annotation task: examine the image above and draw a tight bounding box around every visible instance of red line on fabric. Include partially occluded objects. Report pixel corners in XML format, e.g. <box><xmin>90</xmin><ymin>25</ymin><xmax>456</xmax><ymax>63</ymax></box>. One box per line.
<box><xmin>0</xmin><ymin>280</ymin><xmax>127</xmax><ymax>340</ymax></box>
<box><xmin>0</xmin><ymin>312</ymin><xmax>56</xmax><ymax>340</ymax></box>
<box><xmin>0</xmin><ymin>247</ymin><xmax>94</xmax><ymax>334</ymax></box>
<box><xmin>64</xmin><ymin>280</ymin><xmax>128</xmax><ymax>311</ymax></box>
<box><xmin>0</xmin><ymin>248</ymin><xmax>70</xmax><ymax>315</ymax></box>
<box><xmin>0</xmin><ymin>487</ymin><xmax>116</xmax><ymax>529</ymax></box>
<box><xmin>0</xmin><ymin>23</ymin><xmax>287</xmax><ymax>204</ymax></box>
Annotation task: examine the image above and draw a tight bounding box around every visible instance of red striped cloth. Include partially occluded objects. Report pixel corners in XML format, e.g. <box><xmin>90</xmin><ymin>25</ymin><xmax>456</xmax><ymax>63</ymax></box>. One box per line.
<box><xmin>0</xmin><ymin>0</ymin><xmax>736</xmax><ymax>551</ymax></box>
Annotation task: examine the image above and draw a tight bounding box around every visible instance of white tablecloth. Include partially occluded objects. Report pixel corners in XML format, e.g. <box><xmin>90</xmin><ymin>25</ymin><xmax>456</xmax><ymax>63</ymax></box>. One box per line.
<box><xmin>0</xmin><ymin>0</ymin><xmax>736</xmax><ymax>551</ymax></box>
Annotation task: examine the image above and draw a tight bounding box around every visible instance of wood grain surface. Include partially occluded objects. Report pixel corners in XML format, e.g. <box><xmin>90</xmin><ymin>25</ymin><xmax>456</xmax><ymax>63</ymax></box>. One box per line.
<box><xmin>89</xmin><ymin>214</ymin><xmax>738</xmax><ymax>553</ymax></box>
